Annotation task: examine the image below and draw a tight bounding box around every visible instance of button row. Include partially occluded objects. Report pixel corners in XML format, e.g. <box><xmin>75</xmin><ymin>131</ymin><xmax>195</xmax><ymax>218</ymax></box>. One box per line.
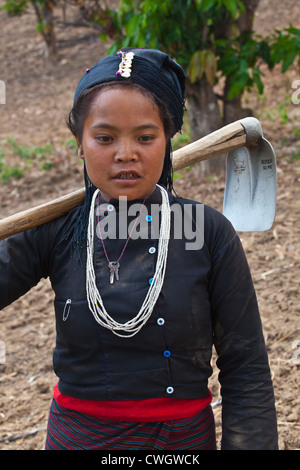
<box><xmin>106</xmin><ymin>207</ymin><xmax>154</xmax><ymax>224</ymax></box>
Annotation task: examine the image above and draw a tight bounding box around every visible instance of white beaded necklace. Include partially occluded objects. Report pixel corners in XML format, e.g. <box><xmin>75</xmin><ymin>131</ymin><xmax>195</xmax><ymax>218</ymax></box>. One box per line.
<box><xmin>86</xmin><ymin>184</ymin><xmax>171</xmax><ymax>338</ymax></box>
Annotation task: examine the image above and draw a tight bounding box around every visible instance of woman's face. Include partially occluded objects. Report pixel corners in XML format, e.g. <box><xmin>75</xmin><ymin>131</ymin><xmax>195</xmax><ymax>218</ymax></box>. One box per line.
<box><xmin>79</xmin><ymin>86</ymin><xmax>168</xmax><ymax>201</ymax></box>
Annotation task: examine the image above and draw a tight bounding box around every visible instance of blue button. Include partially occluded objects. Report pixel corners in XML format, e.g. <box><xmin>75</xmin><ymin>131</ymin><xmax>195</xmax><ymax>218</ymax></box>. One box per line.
<box><xmin>166</xmin><ymin>386</ymin><xmax>174</xmax><ymax>394</ymax></box>
<box><xmin>145</xmin><ymin>215</ymin><xmax>152</xmax><ymax>222</ymax></box>
<box><xmin>163</xmin><ymin>350</ymin><xmax>171</xmax><ymax>358</ymax></box>
<box><xmin>149</xmin><ymin>277</ymin><xmax>154</xmax><ymax>285</ymax></box>
<box><xmin>157</xmin><ymin>318</ymin><xmax>165</xmax><ymax>326</ymax></box>
<box><xmin>149</xmin><ymin>247</ymin><xmax>156</xmax><ymax>254</ymax></box>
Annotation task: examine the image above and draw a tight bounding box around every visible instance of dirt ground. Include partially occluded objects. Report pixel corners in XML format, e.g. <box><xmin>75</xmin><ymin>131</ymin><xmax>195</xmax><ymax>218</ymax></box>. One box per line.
<box><xmin>0</xmin><ymin>0</ymin><xmax>299</xmax><ymax>450</ymax></box>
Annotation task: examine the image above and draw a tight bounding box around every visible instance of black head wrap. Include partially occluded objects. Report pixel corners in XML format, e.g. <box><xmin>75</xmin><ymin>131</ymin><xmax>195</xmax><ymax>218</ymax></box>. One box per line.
<box><xmin>74</xmin><ymin>48</ymin><xmax>186</xmax><ymax>133</ymax></box>
<box><xmin>68</xmin><ymin>48</ymin><xmax>186</xmax><ymax>256</ymax></box>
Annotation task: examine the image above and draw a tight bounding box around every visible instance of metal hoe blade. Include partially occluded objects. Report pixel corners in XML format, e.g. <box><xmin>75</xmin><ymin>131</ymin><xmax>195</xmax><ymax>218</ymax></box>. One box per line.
<box><xmin>223</xmin><ymin>137</ymin><xmax>276</xmax><ymax>232</ymax></box>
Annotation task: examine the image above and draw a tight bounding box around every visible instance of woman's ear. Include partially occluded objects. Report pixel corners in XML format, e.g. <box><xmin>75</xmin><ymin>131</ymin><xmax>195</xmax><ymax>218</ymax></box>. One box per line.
<box><xmin>77</xmin><ymin>142</ymin><xmax>85</xmax><ymax>160</ymax></box>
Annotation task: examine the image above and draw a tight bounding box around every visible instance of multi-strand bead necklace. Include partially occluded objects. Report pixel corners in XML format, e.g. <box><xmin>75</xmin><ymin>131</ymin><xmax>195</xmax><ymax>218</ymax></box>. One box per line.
<box><xmin>86</xmin><ymin>185</ymin><xmax>171</xmax><ymax>338</ymax></box>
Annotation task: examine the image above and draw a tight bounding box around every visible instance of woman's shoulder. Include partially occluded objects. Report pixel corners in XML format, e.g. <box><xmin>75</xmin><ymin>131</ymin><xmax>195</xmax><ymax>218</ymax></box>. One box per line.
<box><xmin>172</xmin><ymin>194</ymin><xmax>237</xmax><ymax>255</ymax></box>
<box><xmin>34</xmin><ymin>203</ymin><xmax>83</xmax><ymax>247</ymax></box>
<box><xmin>172</xmin><ymin>194</ymin><xmax>234</xmax><ymax>230</ymax></box>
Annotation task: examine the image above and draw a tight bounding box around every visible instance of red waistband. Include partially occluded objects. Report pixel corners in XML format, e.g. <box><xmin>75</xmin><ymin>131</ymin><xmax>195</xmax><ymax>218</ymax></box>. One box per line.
<box><xmin>53</xmin><ymin>383</ymin><xmax>212</xmax><ymax>422</ymax></box>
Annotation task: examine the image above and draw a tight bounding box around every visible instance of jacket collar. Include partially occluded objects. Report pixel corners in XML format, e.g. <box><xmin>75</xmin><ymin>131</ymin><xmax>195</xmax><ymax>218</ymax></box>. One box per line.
<box><xmin>98</xmin><ymin>185</ymin><xmax>175</xmax><ymax>211</ymax></box>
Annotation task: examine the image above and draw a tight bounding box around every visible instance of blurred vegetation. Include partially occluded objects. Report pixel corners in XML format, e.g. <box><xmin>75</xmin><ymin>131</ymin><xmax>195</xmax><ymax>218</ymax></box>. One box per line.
<box><xmin>0</xmin><ymin>138</ymin><xmax>78</xmax><ymax>183</ymax></box>
<box><xmin>1</xmin><ymin>0</ymin><xmax>300</xmax><ymax>177</ymax></box>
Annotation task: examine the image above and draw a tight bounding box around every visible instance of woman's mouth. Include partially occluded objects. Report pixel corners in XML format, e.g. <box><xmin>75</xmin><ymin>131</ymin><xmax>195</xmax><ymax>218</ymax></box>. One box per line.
<box><xmin>117</xmin><ymin>173</ymin><xmax>138</xmax><ymax>180</ymax></box>
<box><xmin>113</xmin><ymin>171</ymin><xmax>141</xmax><ymax>182</ymax></box>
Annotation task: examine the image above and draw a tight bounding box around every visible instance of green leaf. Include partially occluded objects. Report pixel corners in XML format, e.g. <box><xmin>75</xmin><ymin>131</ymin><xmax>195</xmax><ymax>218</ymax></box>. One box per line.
<box><xmin>227</xmin><ymin>70</ymin><xmax>250</xmax><ymax>99</ymax></box>
<box><xmin>223</xmin><ymin>0</ymin><xmax>245</xmax><ymax>17</ymax></box>
<box><xmin>200</xmin><ymin>0</ymin><xmax>216</xmax><ymax>12</ymax></box>
<box><xmin>188</xmin><ymin>50</ymin><xmax>204</xmax><ymax>83</ymax></box>
<box><xmin>203</xmin><ymin>50</ymin><xmax>217</xmax><ymax>86</ymax></box>
<box><xmin>252</xmin><ymin>68</ymin><xmax>264</xmax><ymax>94</ymax></box>
<box><xmin>282</xmin><ymin>50</ymin><xmax>299</xmax><ymax>72</ymax></box>
<box><xmin>125</xmin><ymin>14</ymin><xmax>140</xmax><ymax>36</ymax></box>
<box><xmin>223</xmin><ymin>0</ymin><xmax>237</xmax><ymax>17</ymax></box>
<box><xmin>99</xmin><ymin>33</ymin><xmax>108</xmax><ymax>42</ymax></box>
<box><xmin>2</xmin><ymin>0</ymin><xmax>28</xmax><ymax>16</ymax></box>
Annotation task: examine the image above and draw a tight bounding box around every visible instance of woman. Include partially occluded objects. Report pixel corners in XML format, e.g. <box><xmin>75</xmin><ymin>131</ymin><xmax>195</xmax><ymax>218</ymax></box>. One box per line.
<box><xmin>0</xmin><ymin>48</ymin><xmax>278</xmax><ymax>450</ymax></box>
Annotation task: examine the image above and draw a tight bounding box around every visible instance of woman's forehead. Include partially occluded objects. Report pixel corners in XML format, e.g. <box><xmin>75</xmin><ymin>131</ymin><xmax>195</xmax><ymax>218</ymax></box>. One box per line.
<box><xmin>87</xmin><ymin>86</ymin><xmax>163</xmax><ymax>125</ymax></box>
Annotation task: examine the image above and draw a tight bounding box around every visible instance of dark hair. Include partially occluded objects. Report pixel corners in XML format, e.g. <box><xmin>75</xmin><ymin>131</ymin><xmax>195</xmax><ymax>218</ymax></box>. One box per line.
<box><xmin>67</xmin><ymin>81</ymin><xmax>177</xmax><ymax>143</ymax></box>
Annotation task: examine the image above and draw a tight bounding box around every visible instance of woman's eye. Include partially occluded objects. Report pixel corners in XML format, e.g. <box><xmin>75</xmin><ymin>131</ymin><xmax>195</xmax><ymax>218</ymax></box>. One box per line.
<box><xmin>96</xmin><ymin>135</ymin><xmax>113</xmax><ymax>143</ymax></box>
<box><xmin>139</xmin><ymin>135</ymin><xmax>154</xmax><ymax>142</ymax></box>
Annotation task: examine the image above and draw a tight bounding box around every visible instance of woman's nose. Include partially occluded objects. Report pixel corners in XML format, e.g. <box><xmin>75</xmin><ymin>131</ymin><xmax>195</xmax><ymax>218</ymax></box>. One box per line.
<box><xmin>114</xmin><ymin>140</ymin><xmax>138</xmax><ymax>162</ymax></box>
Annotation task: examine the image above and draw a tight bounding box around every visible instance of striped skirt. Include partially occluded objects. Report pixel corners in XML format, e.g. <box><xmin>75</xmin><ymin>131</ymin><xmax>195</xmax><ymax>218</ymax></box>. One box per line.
<box><xmin>45</xmin><ymin>399</ymin><xmax>216</xmax><ymax>450</ymax></box>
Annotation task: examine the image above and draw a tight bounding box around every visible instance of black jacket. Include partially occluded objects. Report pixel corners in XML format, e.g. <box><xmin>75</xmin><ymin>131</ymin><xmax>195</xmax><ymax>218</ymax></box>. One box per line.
<box><xmin>0</xmin><ymin>188</ymin><xmax>278</xmax><ymax>449</ymax></box>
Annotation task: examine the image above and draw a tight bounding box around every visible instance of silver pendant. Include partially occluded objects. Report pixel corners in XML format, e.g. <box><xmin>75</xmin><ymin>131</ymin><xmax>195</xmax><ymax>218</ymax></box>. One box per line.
<box><xmin>108</xmin><ymin>261</ymin><xmax>120</xmax><ymax>284</ymax></box>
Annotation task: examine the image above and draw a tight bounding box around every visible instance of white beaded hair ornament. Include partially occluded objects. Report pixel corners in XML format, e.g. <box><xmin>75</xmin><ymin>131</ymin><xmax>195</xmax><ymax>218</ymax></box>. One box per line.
<box><xmin>116</xmin><ymin>50</ymin><xmax>135</xmax><ymax>78</ymax></box>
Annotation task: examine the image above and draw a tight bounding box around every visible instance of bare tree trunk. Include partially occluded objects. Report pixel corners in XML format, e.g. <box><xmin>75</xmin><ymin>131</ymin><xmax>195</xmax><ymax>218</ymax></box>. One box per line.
<box><xmin>186</xmin><ymin>78</ymin><xmax>224</xmax><ymax>177</ymax></box>
<box><xmin>41</xmin><ymin>2</ymin><xmax>57</xmax><ymax>60</ymax></box>
<box><xmin>223</xmin><ymin>0</ymin><xmax>260</xmax><ymax>124</ymax></box>
<box><xmin>32</xmin><ymin>1</ymin><xmax>57</xmax><ymax>60</ymax></box>
<box><xmin>237</xmin><ymin>0</ymin><xmax>260</xmax><ymax>32</ymax></box>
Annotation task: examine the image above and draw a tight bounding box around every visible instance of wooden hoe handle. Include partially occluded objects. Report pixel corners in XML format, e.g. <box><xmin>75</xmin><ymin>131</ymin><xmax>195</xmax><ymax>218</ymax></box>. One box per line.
<box><xmin>0</xmin><ymin>118</ymin><xmax>259</xmax><ymax>241</ymax></box>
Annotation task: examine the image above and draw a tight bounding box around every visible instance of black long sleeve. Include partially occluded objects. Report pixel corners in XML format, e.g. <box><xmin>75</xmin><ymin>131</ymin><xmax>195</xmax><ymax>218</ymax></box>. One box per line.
<box><xmin>209</xmin><ymin>232</ymin><xmax>278</xmax><ymax>449</ymax></box>
<box><xmin>0</xmin><ymin>226</ymin><xmax>50</xmax><ymax>310</ymax></box>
